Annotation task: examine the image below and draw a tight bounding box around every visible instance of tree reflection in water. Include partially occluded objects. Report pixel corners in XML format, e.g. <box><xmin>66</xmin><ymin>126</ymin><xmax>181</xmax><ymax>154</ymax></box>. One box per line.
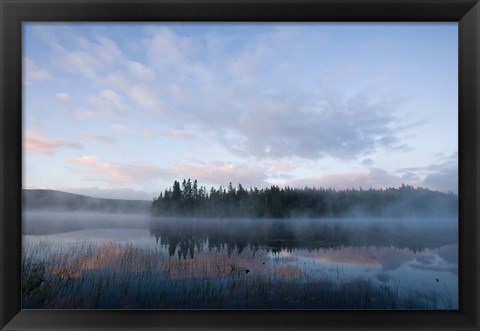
<box><xmin>149</xmin><ymin>217</ymin><xmax>457</xmax><ymax>259</ymax></box>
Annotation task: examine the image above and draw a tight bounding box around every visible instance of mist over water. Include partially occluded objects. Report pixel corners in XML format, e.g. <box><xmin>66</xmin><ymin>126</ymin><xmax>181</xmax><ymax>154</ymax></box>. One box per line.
<box><xmin>22</xmin><ymin>210</ymin><xmax>458</xmax><ymax>309</ymax></box>
<box><xmin>23</xmin><ymin>211</ymin><xmax>150</xmax><ymax>235</ymax></box>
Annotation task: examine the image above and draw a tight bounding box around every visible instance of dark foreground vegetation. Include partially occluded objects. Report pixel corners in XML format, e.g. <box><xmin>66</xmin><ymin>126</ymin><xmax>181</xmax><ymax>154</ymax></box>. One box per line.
<box><xmin>152</xmin><ymin>180</ymin><xmax>457</xmax><ymax>218</ymax></box>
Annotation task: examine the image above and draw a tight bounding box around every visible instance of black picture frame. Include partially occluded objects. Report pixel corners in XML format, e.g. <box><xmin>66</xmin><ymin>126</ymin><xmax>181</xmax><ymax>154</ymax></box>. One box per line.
<box><xmin>1</xmin><ymin>0</ymin><xmax>479</xmax><ymax>330</ymax></box>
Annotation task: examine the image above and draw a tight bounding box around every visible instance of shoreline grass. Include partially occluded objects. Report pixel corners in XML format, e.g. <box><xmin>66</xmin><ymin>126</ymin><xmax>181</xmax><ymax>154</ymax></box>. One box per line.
<box><xmin>22</xmin><ymin>240</ymin><xmax>455</xmax><ymax>309</ymax></box>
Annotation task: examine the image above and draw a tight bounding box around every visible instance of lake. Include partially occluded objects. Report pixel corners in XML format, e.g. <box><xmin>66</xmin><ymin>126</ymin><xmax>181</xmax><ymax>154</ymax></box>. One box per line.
<box><xmin>22</xmin><ymin>212</ymin><xmax>458</xmax><ymax>309</ymax></box>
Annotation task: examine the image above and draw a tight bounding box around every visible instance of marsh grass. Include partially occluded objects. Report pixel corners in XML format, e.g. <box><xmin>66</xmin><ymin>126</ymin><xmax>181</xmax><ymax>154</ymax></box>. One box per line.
<box><xmin>22</xmin><ymin>240</ymin><xmax>453</xmax><ymax>309</ymax></box>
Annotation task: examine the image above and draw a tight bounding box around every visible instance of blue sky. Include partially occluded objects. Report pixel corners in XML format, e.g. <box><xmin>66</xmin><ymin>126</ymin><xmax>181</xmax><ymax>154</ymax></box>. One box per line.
<box><xmin>23</xmin><ymin>23</ymin><xmax>458</xmax><ymax>200</ymax></box>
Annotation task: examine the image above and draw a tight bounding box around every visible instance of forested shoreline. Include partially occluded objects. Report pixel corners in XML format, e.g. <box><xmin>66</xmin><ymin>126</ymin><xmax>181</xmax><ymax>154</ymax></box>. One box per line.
<box><xmin>151</xmin><ymin>179</ymin><xmax>457</xmax><ymax>218</ymax></box>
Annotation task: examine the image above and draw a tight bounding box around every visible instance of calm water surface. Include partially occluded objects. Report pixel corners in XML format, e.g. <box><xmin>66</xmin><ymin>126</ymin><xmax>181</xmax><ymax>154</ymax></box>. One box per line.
<box><xmin>22</xmin><ymin>212</ymin><xmax>458</xmax><ymax>309</ymax></box>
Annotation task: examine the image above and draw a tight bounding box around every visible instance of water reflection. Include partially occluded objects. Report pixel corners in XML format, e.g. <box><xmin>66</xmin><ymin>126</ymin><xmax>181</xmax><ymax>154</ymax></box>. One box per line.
<box><xmin>149</xmin><ymin>217</ymin><xmax>458</xmax><ymax>258</ymax></box>
<box><xmin>270</xmin><ymin>245</ymin><xmax>458</xmax><ymax>301</ymax></box>
<box><xmin>22</xmin><ymin>213</ymin><xmax>458</xmax><ymax>309</ymax></box>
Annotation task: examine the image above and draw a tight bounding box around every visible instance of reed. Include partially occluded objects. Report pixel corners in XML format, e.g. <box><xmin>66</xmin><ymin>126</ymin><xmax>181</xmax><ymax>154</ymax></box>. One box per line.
<box><xmin>22</xmin><ymin>240</ymin><xmax>454</xmax><ymax>309</ymax></box>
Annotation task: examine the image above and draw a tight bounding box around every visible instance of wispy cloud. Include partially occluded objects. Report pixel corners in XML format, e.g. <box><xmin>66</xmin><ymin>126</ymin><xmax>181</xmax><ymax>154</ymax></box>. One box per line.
<box><xmin>88</xmin><ymin>88</ymin><xmax>128</xmax><ymax>117</ymax></box>
<box><xmin>110</xmin><ymin>123</ymin><xmax>130</xmax><ymax>133</ymax></box>
<box><xmin>139</xmin><ymin>27</ymin><xmax>411</xmax><ymax>160</ymax></box>
<box><xmin>57</xmin><ymin>35</ymin><xmax>123</xmax><ymax>81</ymax></box>
<box><xmin>161</xmin><ymin>129</ymin><xmax>194</xmax><ymax>140</ymax></box>
<box><xmin>54</xmin><ymin>89</ymin><xmax>128</xmax><ymax>120</ymax></box>
<box><xmin>128</xmin><ymin>61</ymin><xmax>155</xmax><ymax>81</ymax></box>
<box><xmin>33</xmin><ymin>25</ymin><xmax>411</xmax><ymax>160</ymax></box>
<box><xmin>139</xmin><ymin>127</ymin><xmax>157</xmax><ymax>139</ymax></box>
<box><xmin>55</xmin><ymin>92</ymin><xmax>71</xmax><ymax>103</ymax></box>
<box><xmin>24</xmin><ymin>131</ymin><xmax>83</xmax><ymax>155</ymax></box>
<box><xmin>78</xmin><ymin>131</ymin><xmax>116</xmax><ymax>144</ymax></box>
<box><xmin>129</xmin><ymin>84</ymin><xmax>166</xmax><ymax>113</ymax></box>
<box><xmin>69</xmin><ymin>155</ymin><xmax>169</xmax><ymax>185</ymax></box>
<box><xmin>70</xmin><ymin>155</ymin><xmax>99</xmax><ymax>165</ymax></box>
<box><xmin>24</xmin><ymin>24</ymin><xmax>457</xmax><ymax>197</ymax></box>
<box><xmin>24</xmin><ymin>57</ymin><xmax>50</xmax><ymax>84</ymax></box>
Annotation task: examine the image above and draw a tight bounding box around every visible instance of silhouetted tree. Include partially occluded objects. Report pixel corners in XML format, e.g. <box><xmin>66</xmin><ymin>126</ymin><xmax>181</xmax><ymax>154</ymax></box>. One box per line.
<box><xmin>151</xmin><ymin>179</ymin><xmax>458</xmax><ymax>218</ymax></box>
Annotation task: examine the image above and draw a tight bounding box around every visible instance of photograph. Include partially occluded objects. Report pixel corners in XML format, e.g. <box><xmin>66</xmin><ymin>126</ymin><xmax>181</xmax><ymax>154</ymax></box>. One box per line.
<box><xmin>22</xmin><ymin>22</ymin><xmax>458</xmax><ymax>310</ymax></box>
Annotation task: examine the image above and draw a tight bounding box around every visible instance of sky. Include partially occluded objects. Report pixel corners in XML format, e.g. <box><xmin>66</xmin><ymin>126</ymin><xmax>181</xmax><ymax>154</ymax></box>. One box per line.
<box><xmin>23</xmin><ymin>23</ymin><xmax>458</xmax><ymax>200</ymax></box>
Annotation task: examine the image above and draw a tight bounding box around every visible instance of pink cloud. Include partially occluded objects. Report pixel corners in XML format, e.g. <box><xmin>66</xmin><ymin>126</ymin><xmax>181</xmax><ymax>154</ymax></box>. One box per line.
<box><xmin>70</xmin><ymin>155</ymin><xmax>99</xmax><ymax>165</ymax></box>
<box><xmin>270</xmin><ymin>161</ymin><xmax>300</xmax><ymax>172</ymax></box>
<box><xmin>295</xmin><ymin>246</ymin><xmax>415</xmax><ymax>271</ymax></box>
<box><xmin>69</xmin><ymin>155</ymin><xmax>169</xmax><ymax>185</ymax></box>
<box><xmin>24</xmin><ymin>131</ymin><xmax>83</xmax><ymax>155</ymax></box>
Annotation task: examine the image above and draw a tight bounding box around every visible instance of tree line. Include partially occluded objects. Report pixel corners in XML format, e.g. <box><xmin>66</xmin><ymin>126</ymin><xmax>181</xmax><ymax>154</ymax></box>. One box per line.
<box><xmin>151</xmin><ymin>179</ymin><xmax>457</xmax><ymax>218</ymax></box>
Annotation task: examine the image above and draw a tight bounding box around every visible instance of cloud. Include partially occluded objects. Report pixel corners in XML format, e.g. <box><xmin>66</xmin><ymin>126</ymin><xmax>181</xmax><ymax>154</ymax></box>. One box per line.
<box><xmin>139</xmin><ymin>127</ymin><xmax>156</xmax><ymax>139</ymax></box>
<box><xmin>141</xmin><ymin>27</ymin><xmax>412</xmax><ymax>161</ymax></box>
<box><xmin>304</xmin><ymin>246</ymin><xmax>413</xmax><ymax>271</ymax></box>
<box><xmin>63</xmin><ymin>51</ymin><xmax>100</xmax><ymax>80</ymax></box>
<box><xmin>408</xmin><ymin>251</ymin><xmax>458</xmax><ymax>275</ymax></box>
<box><xmin>140</xmin><ymin>27</ymin><xmax>409</xmax><ymax>160</ymax></box>
<box><xmin>71</xmin><ymin>155</ymin><xmax>99</xmax><ymax>165</ymax></box>
<box><xmin>58</xmin><ymin>35</ymin><xmax>123</xmax><ymax>81</ymax></box>
<box><xmin>422</xmin><ymin>167</ymin><xmax>457</xmax><ymax>193</ymax></box>
<box><xmin>129</xmin><ymin>84</ymin><xmax>166</xmax><ymax>112</ymax></box>
<box><xmin>106</xmin><ymin>72</ymin><xmax>131</xmax><ymax>90</ymax></box>
<box><xmin>270</xmin><ymin>161</ymin><xmax>300</xmax><ymax>172</ymax></box>
<box><xmin>228</xmin><ymin>43</ymin><xmax>272</xmax><ymax>85</ymax></box>
<box><xmin>99</xmin><ymin>89</ymin><xmax>124</xmax><ymax>108</ymax></box>
<box><xmin>78</xmin><ymin>131</ymin><xmax>116</xmax><ymax>144</ymax></box>
<box><xmin>24</xmin><ymin>131</ymin><xmax>83</xmax><ymax>155</ymax></box>
<box><xmin>69</xmin><ymin>155</ymin><xmax>169</xmax><ymax>185</ymax></box>
<box><xmin>24</xmin><ymin>57</ymin><xmax>50</xmax><ymax>84</ymax></box>
<box><xmin>54</xmin><ymin>88</ymin><xmax>128</xmax><ymax>120</ymax></box>
<box><xmin>161</xmin><ymin>129</ymin><xmax>194</xmax><ymax>140</ymax></box>
<box><xmin>110</xmin><ymin>123</ymin><xmax>129</xmax><ymax>132</ymax></box>
<box><xmin>88</xmin><ymin>88</ymin><xmax>128</xmax><ymax>117</ymax></box>
<box><xmin>109</xmin><ymin>124</ymin><xmax>157</xmax><ymax>139</ymax></box>
<box><xmin>55</xmin><ymin>92</ymin><xmax>71</xmax><ymax>103</ymax></box>
<box><xmin>362</xmin><ymin>158</ymin><xmax>375</xmax><ymax>166</ymax></box>
<box><xmin>171</xmin><ymin>161</ymin><xmax>268</xmax><ymax>188</ymax></box>
<box><xmin>400</xmin><ymin>172</ymin><xmax>421</xmax><ymax>181</ymax></box>
<box><xmin>35</xmin><ymin>26</ymin><xmax>412</xmax><ymax>162</ymax></box>
<box><xmin>232</xmin><ymin>94</ymin><xmax>404</xmax><ymax>160</ymax></box>
<box><xmin>68</xmin><ymin>156</ymin><xmax>268</xmax><ymax>189</ymax></box>
<box><xmin>396</xmin><ymin>152</ymin><xmax>458</xmax><ymax>192</ymax></box>
<box><xmin>73</xmin><ymin>109</ymin><xmax>97</xmax><ymax>120</ymax></box>
<box><xmin>146</xmin><ymin>27</ymin><xmax>196</xmax><ymax>77</ymax></box>
<box><xmin>128</xmin><ymin>61</ymin><xmax>155</xmax><ymax>81</ymax></box>
<box><xmin>289</xmin><ymin>167</ymin><xmax>418</xmax><ymax>190</ymax></box>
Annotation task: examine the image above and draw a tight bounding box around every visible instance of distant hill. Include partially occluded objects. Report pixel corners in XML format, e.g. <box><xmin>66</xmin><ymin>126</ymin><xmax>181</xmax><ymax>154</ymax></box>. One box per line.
<box><xmin>23</xmin><ymin>189</ymin><xmax>151</xmax><ymax>214</ymax></box>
